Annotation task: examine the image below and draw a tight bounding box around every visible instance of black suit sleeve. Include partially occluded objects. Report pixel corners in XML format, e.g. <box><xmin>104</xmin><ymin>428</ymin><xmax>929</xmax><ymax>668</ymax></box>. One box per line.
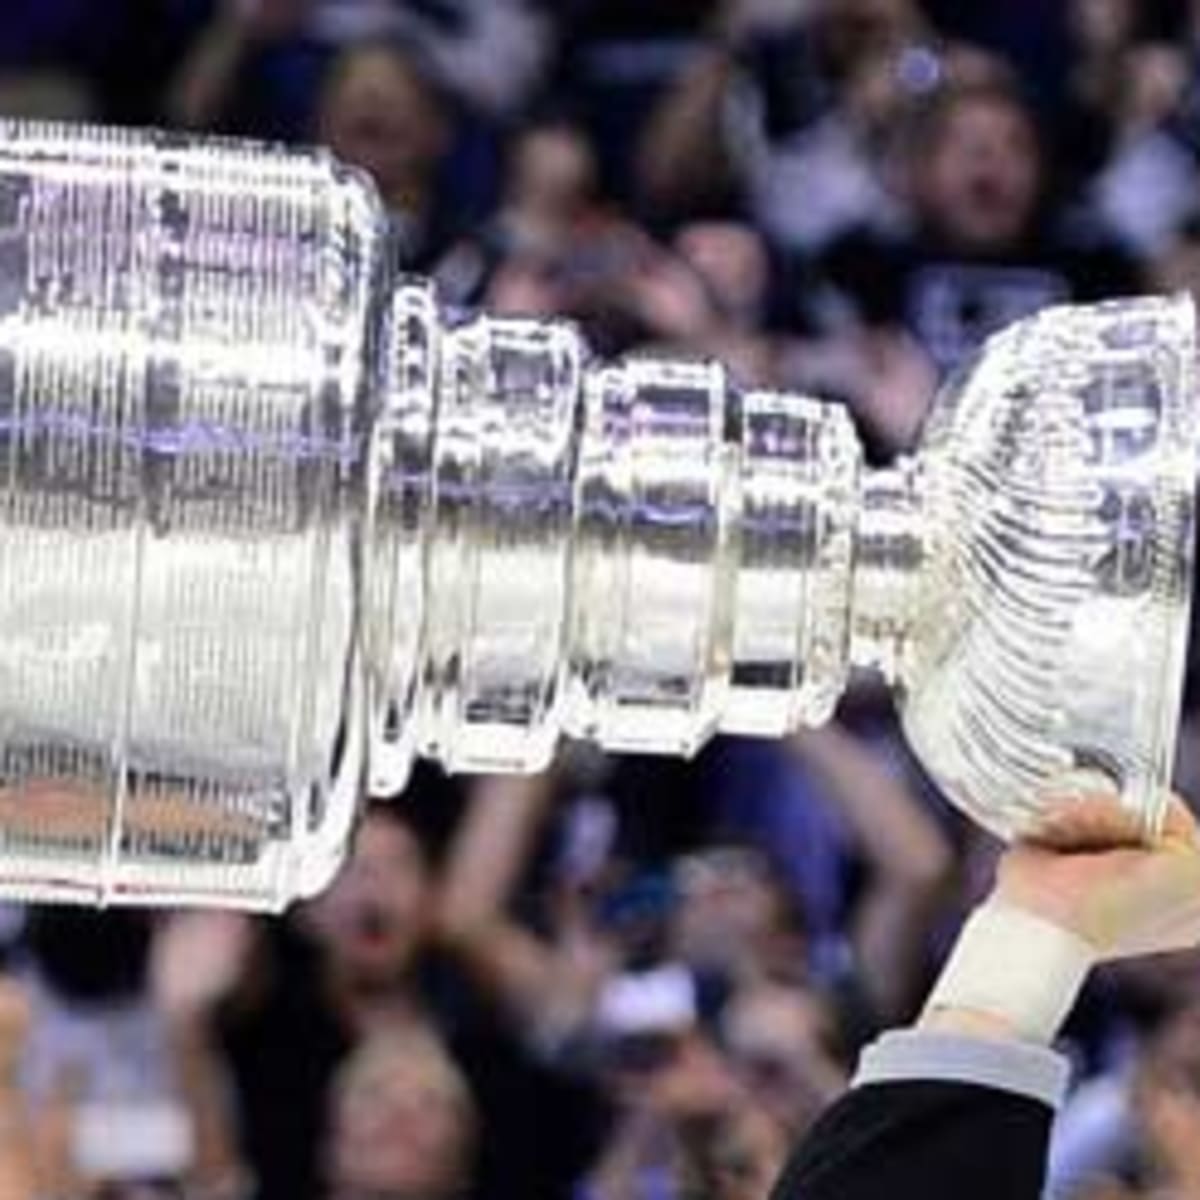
<box><xmin>770</xmin><ymin>1079</ymin><xmax>1053</xmax><ymax>1200</ymax></box>
<box><xmin>769</xmin><ymin>1031</ymin><xmax>1070</xmax><ymax>1200</ymax></box>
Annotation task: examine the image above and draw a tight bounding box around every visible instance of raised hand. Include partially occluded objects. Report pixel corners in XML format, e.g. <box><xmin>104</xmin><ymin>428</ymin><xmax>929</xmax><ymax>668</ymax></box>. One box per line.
<box><xmin>999</xmin><ymin>784</ymin><xmax>1200</xmax><ymax>960</ymax></box>
<box><xmin>151</xmin><ymin>911</ymin><xmax>255</xmax><ymax>1026</ymax></box>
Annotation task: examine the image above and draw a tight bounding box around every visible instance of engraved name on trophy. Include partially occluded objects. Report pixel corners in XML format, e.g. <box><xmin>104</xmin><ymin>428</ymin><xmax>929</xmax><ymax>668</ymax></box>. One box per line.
<box><xmin>0</xmin><ymin>122</ymin><xmax>1191</xmax><ymax>908</ymax></box>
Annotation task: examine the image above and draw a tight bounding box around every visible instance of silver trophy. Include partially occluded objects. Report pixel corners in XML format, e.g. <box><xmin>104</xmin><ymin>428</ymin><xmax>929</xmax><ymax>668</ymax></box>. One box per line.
<box><xmin>0</xmin><ymin>121</ymin><xmax>1191</xmax><ymax>909</ymax></box>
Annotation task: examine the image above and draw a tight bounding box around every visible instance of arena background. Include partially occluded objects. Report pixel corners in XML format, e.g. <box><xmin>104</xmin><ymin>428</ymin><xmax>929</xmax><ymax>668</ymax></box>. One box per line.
<box><xmin>0</xmin><ymin>2</ymin><xmax>1197</xmax><ymax>1198</ymax></box>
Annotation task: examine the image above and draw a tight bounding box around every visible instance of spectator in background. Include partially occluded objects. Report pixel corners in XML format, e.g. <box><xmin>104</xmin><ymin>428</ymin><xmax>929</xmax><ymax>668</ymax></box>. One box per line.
<box><xmin>668</xmin><ymin>847</ymin><xmax>812</xmax><ymax>996</ymax></box>
<box><xmin>673</xmin><ymin>221</ymin><xmax>772</xmax><ymax>332</ymax></box>
<box><xmin>669</xmin><ymin>220</ymin><xmax>778</xmax><ymax>384</ymax></box>
<box><xmin>1059</xmin><ymin>0</ymin><xmax>1143</xmax><ymax>180</ymax></box>
<box><xmin>0</xmin><ymin>0</ymin><xmax>193</xmax><ymax>123</ymax></box>
<box><xmin>550</xmin><ymin>0</ymin><xmax>728</xmax><ymax>203</ymax></box>
<box><xmin>0</xmin><ymin>951</ymin><xmax>216</xmax><ymax>1200</ymax></box>
<box><xmin>492</xmin><ymin>121</ymin><xmax>605</xmax><ymax>263</ymax></box>
<box><xmin>1064</xmin><ymin>0</ymin><xmax>1196</xmax><ymax>258</ymax></box>
<box><xmin>186</xmin><ymin>25</ymin><xmax>493</xmax><ymax>296</ymax></box>
<box><xmin>480</xmin><ymin>120</ymin><xmax>782</xmax><ymax>376</ymax></box>
<box><xmin>583</xmin><ymin>973</ymin><xmax>790</xmax><ymax>1200</ymax></box>
<box><xmin>1121</xmin><ymin>1000</ymin><xmax>1200</xmax><ymax>1198</ymax></box>
<box><xmin>1047</xmin><ymin>987</ymin><xmax>1200</xmax><ymax>1198</ymax></box>
<box><xmin>434</xmin><ymin>739</ymin><xmax>948</xmax><ymax>1197</ymax></box>
<box><xmin>316</xmin><ymin>41</ymin><xmax>463</xmax><ymax>280</ymax></box>
<box><xmin>327</xmin><ymin>1027</ymin><xmax>477</xmax><ymax>1200</ymax></box>
<box><xmin>457</xmin><ymin>119</ymin><xmax>610</xmax><ymax>310</ymax></box>
<box><xmin>484</xmin><ymin>140</ymin><xmax>739</xmax><ymax>361</ymax></box>
<box><xmin>1043</xmin><ymin>947</ymin><xmax>1200</xmax><ymax>1198</ymax></box>
<box><xmin>168</xmin><ymin>0</ymin><xmax>329</xmax><ymax>138</ymax></box>
<box><xmin>0</xmin><ymin>981</ymin><xmax>35</xmax><ymax>1199</ymax></box>
<box><xmin>722</xmin><ymin>980</ymin><xmax>847</xmax><ymax>1138</ymax></box>
<box><xmin>169</xmin><ymin>0</ymin><xmax>548</xmax><ymax>137</ymax></box>
<box><xmin>809</xmin><ymin>77</ymin><xmax>1144</xmax><ymax>454</ymax></box>
<box><xmin>156</xmin><ymin>800</ymin><xmax>602</xmax><ymax>1200</ymax></box>
<box><xmin>638</xmin><ymin>0</ymin><xmax>964</xmax><ymax>248</ymax></box>
<box><xmin>16</xmin><ymin>911</ymin><xmax>196</xmax><ymax>1198</ymax></box>
<box><xmin>696</xmin><ymin>727</ymin><xmax>952</xmax><ymax>1022</ymax></box>
<box><xmin>304</xmin><ymin>0</ymin><xmax>551</xmax><ymax>118</ymax></box>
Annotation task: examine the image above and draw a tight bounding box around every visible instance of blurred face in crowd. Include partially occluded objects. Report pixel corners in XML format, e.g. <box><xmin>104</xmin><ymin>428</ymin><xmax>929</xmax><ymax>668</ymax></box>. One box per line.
<box><xmin>913</xmin><ymin>92</ymin><xmax>1042</xmax><ymax>252</ymax></box>
<box><xmin>1141</xmin><ymin>1003</ymin><xmax>1200</xmax><ymax>1086</ymax></box>
<box><xmin>306</xmin><ymin>812</ymin><xmax>433</xmax><ymax>986</ymax></box>
<box><xmin>1069</xmin><ymin>0</ymin><xmax>1136</xmax><ymax>55</ymax></box>
<box><xmin>1132</xmin><ymin>1003</ymin><xmax>1200</xmax><ymax>1186</ymax></box>
<box><xmin>318</xmin><ymin>45</ymin><xmax>449</xmax><ymax>209</ymax></box>
<box><xmin>671</xmin><ymin>849</ymin><xmax>799</xmax><ymax>982</ymax></box>
<box><xmin>329</xmin><ymin>1031</ymin><xmax>474</xmax><ymax>1200</ymax></box>
<box><xmin>234</xmin><ymin>0</ymin><xmax>313</xmax><ymax>40</ymax></box>
<box><xmin>700</xmin><ymin>1104</ymin><xmax>791</xmax><ymax>1200</ymax></box>
<box><xmin>507</xmin><ymin>125</ymin><xmax>598</xmax><ymax>232</ymax></box>
<box><xmin>1120</xmin><ymin>44</ymin><xmax>1187</xmax><ymax>133</ymax></box>
<box><xmin>818</xmin><ymin>0</ymin><xmax>921</xmax><ymax>74</ymax></box>
<box><xmin>601</xmin><ymin>1023</ymin><xmax>789</xmax><ymax>1200</ymax></box>
<box><xmin>722</xmin><ymin>984</ymin><xmax>847</xmax><ymax>1135</ymax></box>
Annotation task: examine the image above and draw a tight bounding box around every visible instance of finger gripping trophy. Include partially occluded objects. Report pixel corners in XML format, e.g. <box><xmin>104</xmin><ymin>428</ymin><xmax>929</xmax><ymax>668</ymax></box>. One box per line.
<box><xmin>0</xmin><ymin>121</ymin><xmax>1191</xmax><ymax>908</ymax></box>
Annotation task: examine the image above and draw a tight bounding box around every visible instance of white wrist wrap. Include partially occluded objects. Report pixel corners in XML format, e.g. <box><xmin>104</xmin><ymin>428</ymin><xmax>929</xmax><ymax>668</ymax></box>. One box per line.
<box><xmin>923</xmin><ymin>902</ymin><xmax>1097</xmax><ymax>1044</ymax></box>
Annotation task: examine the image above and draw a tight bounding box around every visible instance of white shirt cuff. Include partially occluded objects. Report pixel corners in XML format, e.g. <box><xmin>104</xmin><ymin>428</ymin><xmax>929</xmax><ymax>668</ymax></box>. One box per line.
<box><xmin>852</xmin><ymin>1029</ymin><xmax>1072</xmax><ymax>1110</ymax></box>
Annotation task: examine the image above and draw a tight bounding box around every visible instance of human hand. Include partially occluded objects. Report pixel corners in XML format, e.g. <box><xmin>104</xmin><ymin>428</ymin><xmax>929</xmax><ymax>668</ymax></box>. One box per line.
<box><xmin>151</xmin><ymin>911</ymin><xmax>255</xmax><ymax>1026</ymax></box>
<box><xmin>997</xmin><ymin>782</ymin><xmax>1200</xmax><ymax>960</ymax></box>
<box><xmin>622</xmin><ymin>246</ymin><xmax>721</xmax><ymax>344</ymax></box>
<box><xmin>922</xmin><ymin>779</ymin><xmax>1200</xmax><ymax>1044</ymax></box>
<box><xmin>853</xmin><ymin>330</ymin><xmax>937</xmax><ymax>453</ymax></box>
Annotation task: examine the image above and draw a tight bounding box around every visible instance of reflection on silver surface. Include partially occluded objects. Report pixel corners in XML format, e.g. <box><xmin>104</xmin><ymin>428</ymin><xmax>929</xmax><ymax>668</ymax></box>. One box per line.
<box><xmin>0</xmin><ymin>124</ymin><xmax>374</xmax><ymax>907</ymax></box>
<box><xmin>0</xmin><ymin>121</ymin><xmax>1192</xmax><ymax>908</ymax></box>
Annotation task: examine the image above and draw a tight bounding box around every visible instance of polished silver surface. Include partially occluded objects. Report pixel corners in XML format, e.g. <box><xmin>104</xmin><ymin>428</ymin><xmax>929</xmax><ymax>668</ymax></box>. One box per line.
<box><xmin>0</xmin><ymin>119</ymin><xmax>1192</xmax><ymax>908</ymax></box>
<box><xmin>566</xmin><ymin>357</ymin><xmax>737</xmax><ymax>755</ymax></box>
<box><xmin>420</xmin><ymin>314</ymin><xmax>583</xmax><ymax>773</ymax></box>
<box><xmin>727</xmin><ymin>391</ymin><xmax>859</xmax><ymax>735</ymax></box>
<box><xmin>369</xmin><ymin>279</ymin><xmax>438</xmax><ymax>797</ymax></box>
<box><xmin>901</xmin><ymin>298</ymin><xmax>1197</xmax><ymax>838</ymax></box>
<box><xmin>0</xmin><ymin>122</ymin><xmax>386</xmax><ymax>907</ymax></box>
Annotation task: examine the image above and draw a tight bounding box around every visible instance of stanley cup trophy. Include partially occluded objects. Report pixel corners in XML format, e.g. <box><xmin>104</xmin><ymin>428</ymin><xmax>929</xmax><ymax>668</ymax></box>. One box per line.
<box><xmin>0</xmin><ymin>120</ymin><xmax>1191</xmax><ymax>910</ymax></box>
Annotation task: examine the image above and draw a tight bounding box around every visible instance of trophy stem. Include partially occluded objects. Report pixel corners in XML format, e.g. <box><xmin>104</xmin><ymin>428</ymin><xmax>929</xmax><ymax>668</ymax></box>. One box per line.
<box><xmin>369</xmin><ymin>287</ymin><xmax>866</xmax><ymax>791</ymax></box>
<box><xmin>849</xmin><ymin>461</ymin><xmax>925</xmax><ymax>683</ymax></box>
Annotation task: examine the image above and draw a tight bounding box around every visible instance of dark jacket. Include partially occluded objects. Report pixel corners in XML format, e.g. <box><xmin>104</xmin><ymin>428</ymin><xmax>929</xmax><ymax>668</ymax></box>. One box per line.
<box><xmin>770</xmin><ymin>1029</ymin><xmax>1069</xmax><ymax>1200</ymax></box>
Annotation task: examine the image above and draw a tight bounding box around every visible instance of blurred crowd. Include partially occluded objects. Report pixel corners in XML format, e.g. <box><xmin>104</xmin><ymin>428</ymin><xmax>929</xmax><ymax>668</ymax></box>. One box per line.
<box><xmin>2</xmin><ymin>1</ymin><xmax>1200</xmax><ymax>1198</ymax></box>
